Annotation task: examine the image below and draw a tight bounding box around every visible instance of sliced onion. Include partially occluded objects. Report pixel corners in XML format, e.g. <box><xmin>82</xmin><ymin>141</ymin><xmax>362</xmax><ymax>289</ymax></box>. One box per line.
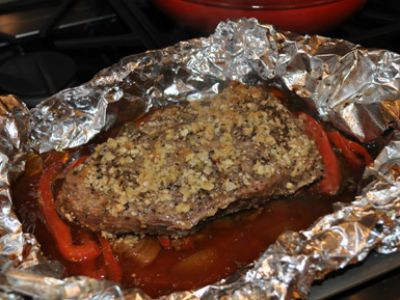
<box><xmin>124</xmin><ymin>237</ymin><xmax>161</xmax><ymax>267</ymax></box>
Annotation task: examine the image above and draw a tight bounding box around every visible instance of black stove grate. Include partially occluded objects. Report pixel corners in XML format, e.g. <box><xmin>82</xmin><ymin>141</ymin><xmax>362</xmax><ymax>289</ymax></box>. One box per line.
<box><xmin>327</xmin><ymin>0</ymin><xmax>400</xmax><ymax>51</ymax></box>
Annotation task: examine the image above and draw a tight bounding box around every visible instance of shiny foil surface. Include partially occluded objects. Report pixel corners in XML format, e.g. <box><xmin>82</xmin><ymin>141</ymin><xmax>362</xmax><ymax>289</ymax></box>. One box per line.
<box><xmin>0</xmin><ymin>18</ymin><xmax>400</xmax><ymax>299</ymax></box>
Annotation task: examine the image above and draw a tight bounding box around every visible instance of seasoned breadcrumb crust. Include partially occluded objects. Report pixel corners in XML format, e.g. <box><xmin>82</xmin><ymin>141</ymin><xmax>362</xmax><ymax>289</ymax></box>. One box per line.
<box><xmin>57</xmin><ymin>83</ymin><xmax>323</xmax><ymax>234</ymax></box>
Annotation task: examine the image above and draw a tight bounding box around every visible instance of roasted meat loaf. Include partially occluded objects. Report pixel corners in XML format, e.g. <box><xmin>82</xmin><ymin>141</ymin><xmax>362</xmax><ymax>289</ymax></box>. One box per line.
<box><xmin>56</xmin><ymin>83</ymin><xmax>323</xmax><ymax>235</ymax></box>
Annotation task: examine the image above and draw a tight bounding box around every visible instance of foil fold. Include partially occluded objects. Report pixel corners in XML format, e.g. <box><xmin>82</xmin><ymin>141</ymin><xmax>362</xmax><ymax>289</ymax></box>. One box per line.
<box><xmin>0</xmin><ymin>18</ymin><xmax>400</xmax><ymax>299</ymax></box>
<box><xmin>1</xmin><ymin>271</ymin><xmax>123</xmax><ymax>300</ymax></box>
<box><xmin>0</xmin><ymin>95</ymin><xmax>37</xmax><ymax>269</ymax></box>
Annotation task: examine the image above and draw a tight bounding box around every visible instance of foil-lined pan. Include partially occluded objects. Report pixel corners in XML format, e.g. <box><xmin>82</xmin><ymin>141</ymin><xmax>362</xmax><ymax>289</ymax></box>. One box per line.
<box><xmin>0</xmin><ymin>18</ymin><xmax>400</xmax><ymax>299</ymax></box>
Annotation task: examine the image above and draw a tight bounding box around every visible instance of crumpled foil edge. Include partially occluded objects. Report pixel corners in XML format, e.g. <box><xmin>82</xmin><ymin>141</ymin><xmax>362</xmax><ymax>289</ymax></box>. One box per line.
<box><xmin>0</xmin><ymin>18</ymin><xmax>399</xmax><ymax>300</ymax></box>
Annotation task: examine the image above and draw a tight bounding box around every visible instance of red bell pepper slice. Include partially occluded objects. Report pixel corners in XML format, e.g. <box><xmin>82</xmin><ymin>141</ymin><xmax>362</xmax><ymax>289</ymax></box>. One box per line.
<box><xmin>64</xmin><ymin>155</ymin><xmax>89</xmax><ymax>172</ymax></box>
<box><xmin>327</xmin><ymin>130</ymin><xmax>372</xmax><ymax>170</ymax></box>
<box><xmin>297</xmin><ymin>112</ymin><xmax>341</xmax><ymax>195</ymax></box>
<box><xmin>73</xmin><ymin>231</ymin><xmax>106</xmax><ymax>279</ymax></box>
<box><xmin>158</xmin><ymin>236</ymin><xmax>172</xmax><ymax>250</ymax></box>
<box><xmin>76</xmin><ymin>258</ymin><xmax>106</xmax><ymax>279</ymax></box>
<box><xmin>99</xmin><ymin>237</ymin><xmax>122</xmax><ymax>282</ymax></box>
<box><xmin>38</xmin><ymin>163</ymin><xmax>101</xmax><ymax>262</ymax></box>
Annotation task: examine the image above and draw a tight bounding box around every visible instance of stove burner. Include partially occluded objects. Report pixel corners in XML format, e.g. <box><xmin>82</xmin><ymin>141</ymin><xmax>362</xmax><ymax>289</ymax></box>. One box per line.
<box><xmin>0</xmin><ymin>51</ymin><xmax>76</xmax><ymax>107</ymax></box>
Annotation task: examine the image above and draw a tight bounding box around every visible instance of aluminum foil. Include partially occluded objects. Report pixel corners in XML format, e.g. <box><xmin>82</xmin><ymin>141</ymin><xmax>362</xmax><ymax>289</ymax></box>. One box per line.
<box><xmin>1</xmin><ymin>18</ymin><xmax>400</xmax><ymax>299</ymax></box>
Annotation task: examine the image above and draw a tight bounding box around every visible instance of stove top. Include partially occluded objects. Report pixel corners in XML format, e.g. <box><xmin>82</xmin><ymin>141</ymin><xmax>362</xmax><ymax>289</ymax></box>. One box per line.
<box><xmin>0</xmin><ymin>0</ymin><xmax>399</xmax><ymax>105</ymax></box>
<box><xmin>0</xmin><ymin>0</ymin><xmax>399</xmax><ymax>299</ymax></box>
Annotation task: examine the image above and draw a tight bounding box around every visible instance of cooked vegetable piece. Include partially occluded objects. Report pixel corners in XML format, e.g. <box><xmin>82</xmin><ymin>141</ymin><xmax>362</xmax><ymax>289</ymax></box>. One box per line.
<box><xmin>74</xmin><ymin>231</ymin><xmax>106</xmax><ymax>279</ymax></box>
<box><xmin>327</xmin><ymin>130</ymin><xmax>372</xmax><ymax>170</ymax></box>
<box><xmin>44</xmin><ymin>151</ymin><xmax>70</xmax><ymax>166</ymax></box>
<box><xmin>99</xmin><ymin>237</ymin><xmax>122</xmax><ymax>282</ymax></box>
<box><xmin>65</xmin><ymin>155</ymin><xmax>89</xmax><ymax>171</ymax></box>
<box><xmin>158</xmin><ymin>236</ymin><xmax>172</xmax><ymax>250</ymax></box>
<box><xmin>38</xmin><ymin>162</ymin><xmax>101</xmax><ymax>262</ymax></box>
<box><xmin>130</xmin><ymin>238</ymin><xmax>162</xmax><ymax>267</ymax></box>
<box><xmin>298</xmin><ymin>113</ymin><xmax>341</xmax><ymax>194</ymax></box>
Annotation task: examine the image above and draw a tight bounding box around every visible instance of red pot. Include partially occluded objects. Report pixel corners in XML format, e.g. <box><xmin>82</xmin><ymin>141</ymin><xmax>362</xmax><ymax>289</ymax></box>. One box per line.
<box><xmin>153</xmin><ymin>0</ymin><xmax>366</xmax><ymax>33</ymax></box>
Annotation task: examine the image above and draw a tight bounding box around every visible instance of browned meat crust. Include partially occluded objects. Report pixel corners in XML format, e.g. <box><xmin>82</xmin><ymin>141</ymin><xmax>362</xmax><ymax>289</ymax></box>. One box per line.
<box><xmin>56</xmin><ymin>83</ymin><xmax>323</xmax><ymax>235</ymax></box>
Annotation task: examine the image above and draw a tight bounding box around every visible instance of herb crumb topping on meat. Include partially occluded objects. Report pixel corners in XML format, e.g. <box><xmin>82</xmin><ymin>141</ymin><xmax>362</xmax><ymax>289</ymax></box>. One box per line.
<box><xmin>57</xmin><ymin>83</ymin><xmax>323</xmax><ymax>234</ymax></box>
